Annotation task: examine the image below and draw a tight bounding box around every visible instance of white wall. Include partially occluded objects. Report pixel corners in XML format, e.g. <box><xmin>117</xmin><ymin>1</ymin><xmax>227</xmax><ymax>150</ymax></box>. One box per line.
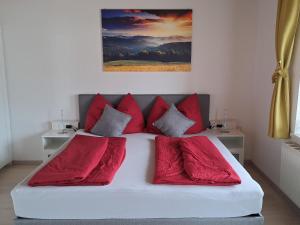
<box><xmin>251</xmin><ymin>0</ymin><xmax>282</xmax><ymax>185</ymax></box>
<box><xmin>229</xmin><ymin>1</ymin><xmax>258</xmax><ymax>160</ymax></box>
<box><xmin>0</xmin><ymin>0</ymin><xmax>290</xmax><ymax>193</ymax></box>
<box><xmin>0</xmin><ymin>0</ymin><xmax>258</xmax><ymax>161</ymax></box>
<box><xmin>0</xmin><ymin>26</ymin><xmax>12</xmax><ymax>168</ymax></box>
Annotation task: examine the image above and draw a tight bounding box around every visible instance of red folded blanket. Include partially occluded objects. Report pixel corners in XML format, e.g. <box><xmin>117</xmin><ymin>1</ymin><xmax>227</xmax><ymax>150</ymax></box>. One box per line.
<box><xmin>28</xmin><ymin>135</ymin><xmax>126</xmax><ymax>186</ymax></box>
<box><xmin>74</xmin><ymin>137</ymin><xmax>126</xmax><ymax>186</ymax></box>
<box><xmin>153</xmin><ymin>136</ymin><xmax>241</xmax><ymax>186</ymax></box>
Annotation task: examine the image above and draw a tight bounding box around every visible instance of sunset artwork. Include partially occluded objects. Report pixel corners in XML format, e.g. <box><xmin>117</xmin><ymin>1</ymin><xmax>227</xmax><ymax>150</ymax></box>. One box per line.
<box><xmin>101</xmin><ymin>9</ymin><xmax>192</xmax><ymax>72</ymax></box>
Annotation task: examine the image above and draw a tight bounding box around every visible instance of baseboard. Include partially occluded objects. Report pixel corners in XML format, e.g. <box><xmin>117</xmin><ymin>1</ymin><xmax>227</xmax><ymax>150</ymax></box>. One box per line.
<box><xmin>246</xmin><ymin>160</ymin><xmax>300</xmax><ymax>214</ymax></box>
<box><xmin>12</xmin><ymin>160</ymin><xmax>42</xmax><ymax>165</ymax></box>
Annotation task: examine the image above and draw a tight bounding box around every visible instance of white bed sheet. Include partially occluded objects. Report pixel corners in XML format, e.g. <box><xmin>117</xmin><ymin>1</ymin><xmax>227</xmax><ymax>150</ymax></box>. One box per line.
<box><xmin>11</xmin><ymin>131</ymin><xmax>263</xmax><ymax>219</ymax></box>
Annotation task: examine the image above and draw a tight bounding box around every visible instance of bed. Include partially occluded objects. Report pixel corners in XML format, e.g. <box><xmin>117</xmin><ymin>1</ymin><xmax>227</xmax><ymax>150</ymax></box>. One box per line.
<box><xmin>11</xmin><ymin>94</ymin><xmax>264</xmax><ymax>225</ymax></box>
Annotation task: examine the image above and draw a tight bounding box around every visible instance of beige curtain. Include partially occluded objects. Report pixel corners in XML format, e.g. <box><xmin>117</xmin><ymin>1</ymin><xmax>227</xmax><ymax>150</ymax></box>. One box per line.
<box><xmin>269</xmin><ymin>0</ymin><xmax>300</xmax><ymax>139</ymax></box>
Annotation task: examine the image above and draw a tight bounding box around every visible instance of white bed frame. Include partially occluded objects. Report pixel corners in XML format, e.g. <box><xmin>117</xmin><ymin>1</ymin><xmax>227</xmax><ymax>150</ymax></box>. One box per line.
<box><xmin>15</xmin><ymin>215</ymin><xmax>264</xmax><ymax>225</ymax></box>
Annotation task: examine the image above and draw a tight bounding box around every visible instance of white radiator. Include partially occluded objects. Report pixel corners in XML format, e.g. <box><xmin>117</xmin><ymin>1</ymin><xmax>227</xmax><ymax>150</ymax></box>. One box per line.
<box><xmin>280</xmin><ymin>141</ymin><xmax>300</xmax><ymax>207</ymax></box>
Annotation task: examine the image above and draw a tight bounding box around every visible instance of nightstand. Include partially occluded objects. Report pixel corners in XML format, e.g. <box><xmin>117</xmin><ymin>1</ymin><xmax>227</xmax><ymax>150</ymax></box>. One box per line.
<box><xmin>207</xmin><ymin>129</ymin><xmax>245</xmax><ymax>165</ymax></box>
<box><xmin>41</xmin><ymin>130</ymin><xmax>75</xmax><ymax>162</ymax></box>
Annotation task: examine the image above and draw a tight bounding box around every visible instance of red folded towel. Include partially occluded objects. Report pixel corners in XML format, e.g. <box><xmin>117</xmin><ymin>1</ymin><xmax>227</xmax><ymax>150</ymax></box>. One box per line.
<box><xmin>28</xmin><ymin>135</ymin><xmax>126</xmax><ymax>186</ymax></box>
<box><xmin>153</xmin><ymin>136</ymin><xmax>241</xmax><ymax>186</ymax></box>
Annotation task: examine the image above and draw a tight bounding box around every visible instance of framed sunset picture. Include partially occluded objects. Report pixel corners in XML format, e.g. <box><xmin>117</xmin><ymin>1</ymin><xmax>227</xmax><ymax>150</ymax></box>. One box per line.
<box><xmin>101</xmin><ymin>9</ymin><xmax>192</xmax><ymax>72</ymax></box>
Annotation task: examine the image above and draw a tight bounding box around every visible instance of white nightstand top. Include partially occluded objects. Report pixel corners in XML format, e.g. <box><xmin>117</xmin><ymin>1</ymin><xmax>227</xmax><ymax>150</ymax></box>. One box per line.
<box><xmin>42</xmin><ymin>129</ymin><xmax>75</xmax><ymax>138</ymax></box>
<box><xmin>205</xmin><ymin>129</ymin><xmax>244</xmax><ymax>137</ymax></box>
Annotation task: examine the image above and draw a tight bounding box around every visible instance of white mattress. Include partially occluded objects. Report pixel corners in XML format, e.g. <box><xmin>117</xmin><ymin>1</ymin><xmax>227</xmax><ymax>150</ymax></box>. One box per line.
<box><xmin>11</xmin><ymin>131</ymin><xmax>263</xmax><ymax>219</ymax></box>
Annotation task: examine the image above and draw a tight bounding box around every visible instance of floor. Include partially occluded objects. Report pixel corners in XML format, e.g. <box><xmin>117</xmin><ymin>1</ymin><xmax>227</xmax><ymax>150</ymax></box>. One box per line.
<box><xmin>0</xmin><ymin>163</ymin><xmax>299</xmax><ymax>225</ymax></box>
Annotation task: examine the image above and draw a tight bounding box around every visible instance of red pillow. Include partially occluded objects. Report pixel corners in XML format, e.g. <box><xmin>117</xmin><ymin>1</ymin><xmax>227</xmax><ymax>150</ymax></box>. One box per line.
<box><xmin>84</xmin><ymin>94</ymin><xmax>111</xmax><ymax>132</ymax></box>
<box><xmin>146</xmin><ymin>96</ymin><xmax>170</xmax><ymax>134</ymax></box>
<box><xmin>117</xmin><ymin>93</ymin><xmax>144</xmax><ymax>133</ymax></box>
<box><xmin>177</xmin><ymin>94</ymin><xmax>204</xmax><ymax>134</ymax></box>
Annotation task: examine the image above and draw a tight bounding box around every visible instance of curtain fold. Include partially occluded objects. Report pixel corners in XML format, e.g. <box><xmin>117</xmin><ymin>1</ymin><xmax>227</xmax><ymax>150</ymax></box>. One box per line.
<box><xmin>268</xmin><ymin>0</ymin><xmax>300</xmax><ymax>139</ymax></box>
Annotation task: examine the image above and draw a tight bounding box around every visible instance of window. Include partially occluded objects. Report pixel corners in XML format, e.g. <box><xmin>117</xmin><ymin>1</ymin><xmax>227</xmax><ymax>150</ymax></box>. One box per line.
<box><xmin>291</xmin><ymin>29</ymin><xmax>300</xmax><ymax>138</ymax></box>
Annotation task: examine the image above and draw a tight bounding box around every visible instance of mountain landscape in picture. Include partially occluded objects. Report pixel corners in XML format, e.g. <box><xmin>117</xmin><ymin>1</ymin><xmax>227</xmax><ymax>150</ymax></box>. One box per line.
<box><xmin>101</xmin><ymin>9</ymin><xmax>192</xmax><ymax>72</ymax></box>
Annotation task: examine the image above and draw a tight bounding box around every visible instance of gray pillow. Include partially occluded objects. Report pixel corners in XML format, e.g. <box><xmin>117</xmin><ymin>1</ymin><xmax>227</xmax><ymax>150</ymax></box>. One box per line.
<box><xmin>153</xmin><ymin>104</ymin><xmax>195</xmax><ymax>137</ymax></box>
<box><xmin>90</xmin><ymin>105</ymin><xmax>131</xmax><ymax>137</ymax></box>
